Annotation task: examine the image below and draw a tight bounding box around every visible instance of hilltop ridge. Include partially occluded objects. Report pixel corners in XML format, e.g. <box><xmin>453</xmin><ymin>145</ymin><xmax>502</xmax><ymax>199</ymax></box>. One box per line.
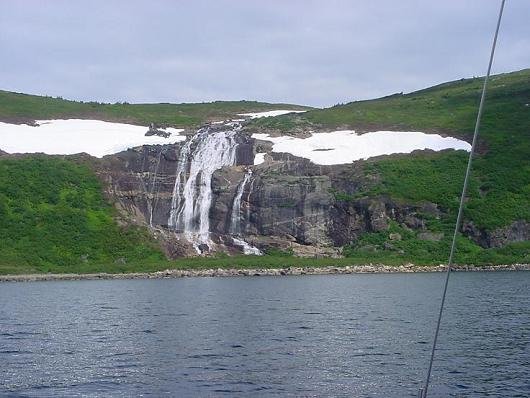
<box><xmin>0</xmin><ymin>90</ymin><xmax>311</xmax><ymax>128</ymax></box>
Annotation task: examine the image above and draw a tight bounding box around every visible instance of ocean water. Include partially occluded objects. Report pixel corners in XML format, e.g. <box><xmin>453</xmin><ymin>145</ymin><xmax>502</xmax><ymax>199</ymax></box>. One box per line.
<box><xmin>1</xmin><ymin>272</ymin><xmax>528</xmax><ymax>397</ymax></box>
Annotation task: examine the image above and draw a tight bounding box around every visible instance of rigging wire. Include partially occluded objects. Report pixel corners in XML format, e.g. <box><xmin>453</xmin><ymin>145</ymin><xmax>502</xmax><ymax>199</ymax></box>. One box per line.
<box><xmin>419</xmin><ymin>1</ymin><xmax>506</xmax><ymax>397</ymax></box>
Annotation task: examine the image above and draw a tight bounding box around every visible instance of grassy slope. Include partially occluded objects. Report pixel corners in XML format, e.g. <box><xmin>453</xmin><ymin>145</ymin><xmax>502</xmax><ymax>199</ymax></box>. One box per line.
<box><xmin>0</xmin><ymin>90</ymin><xmax>310</xmax><ymax>127</ymax></box>
<box><xmin>253</xmin><ymin>69</ymin><xmax>530</xmax><ymax>228</ymax></box>
<box><xmin>252</xmin><ymin>69</ymin><xmax>530</xmax><ymax>264</ymax></box>
<box><xmin>0</xmin><ymin>156</ymin><xmax>165</xmax><ymax>274</ymax></box>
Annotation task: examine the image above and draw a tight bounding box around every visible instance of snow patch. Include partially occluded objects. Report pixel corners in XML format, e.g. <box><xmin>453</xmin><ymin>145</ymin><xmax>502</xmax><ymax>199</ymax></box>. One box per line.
<box><xmin>238</xmin><ymin>110</ymin><xmax>306</xmax><ymax>119</ymax></box>
<box><xmin>254</xmin><ymin>153</ymin><xmax>266</xmax><ymax>165</ymax></box>
<box><xmin>252</xmin><ymin>130</ymin><xmax>471</xmax><ymax>165</ymax></box>
<box><xmin>0</xmin><ymin>119</ymin><xmax>185</xmax><ymax>158</ymax></box>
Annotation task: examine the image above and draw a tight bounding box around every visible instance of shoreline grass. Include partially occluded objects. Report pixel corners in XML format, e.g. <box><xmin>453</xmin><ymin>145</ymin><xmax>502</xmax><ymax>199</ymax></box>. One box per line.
<box><xmin>2</xmin><ymin>253</ymin><xmax>528</xmax><ymax>276</ymax></box>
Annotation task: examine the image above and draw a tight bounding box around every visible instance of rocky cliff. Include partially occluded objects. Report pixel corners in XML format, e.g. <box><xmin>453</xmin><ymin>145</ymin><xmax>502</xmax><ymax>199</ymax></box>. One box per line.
<box><xmin>93</xmin><ymin>123</ymin><xmax>528</xmax><ymax>258</ymax></box>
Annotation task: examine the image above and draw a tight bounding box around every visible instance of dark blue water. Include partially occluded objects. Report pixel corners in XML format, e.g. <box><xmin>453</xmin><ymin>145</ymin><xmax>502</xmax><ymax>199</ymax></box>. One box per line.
<box><xmin>1</xmin><ymin>272</ymin><xmax>528</xmax><ymax>397</ymax></box>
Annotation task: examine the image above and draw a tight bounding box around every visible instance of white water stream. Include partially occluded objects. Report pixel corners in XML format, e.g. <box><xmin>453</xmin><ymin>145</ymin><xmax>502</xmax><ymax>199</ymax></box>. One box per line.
<box><xmin>168</xmin><ymin>127</ymin><xmax>239</xmax><ymax>247</ymax></box>
<box><xmin>229</xmin><ymin>169</ymin><xmax>262</xmax><ymax>255</ymax></box>
<box><xmin>164</xmin><ymin>115</ymin><xmax>470</xmax><ymax>255</ymax></box>
<box><xmin>229</xmin><ymin>170</ymin><xmax>252</xmax><ymax>235</ymax></box>
<box><xmin>167</xmin><ymin>124</ymin><xmax>262</xmax><ymax>255</ymax></box>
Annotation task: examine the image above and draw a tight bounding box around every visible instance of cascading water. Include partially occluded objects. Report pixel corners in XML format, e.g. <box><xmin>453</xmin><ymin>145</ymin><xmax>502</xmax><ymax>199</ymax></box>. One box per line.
<box><xmin>229</xmin><ymin>169</ymin><xmax>262</xmax><ymax>255</ymax></box>
<box><xmin>168</xmin><ymin>136</ymin><xmax>195</xmax><ymax>229</ymax></box>
<box><xmin>168</xmin><ymin>126</ymin><xmax>239</xmax><ymax>247</ymax></box>
<box><xmin>229</xmin><ymin>170</ymin><xmax>252</xmax><ymax>235</ymax></box>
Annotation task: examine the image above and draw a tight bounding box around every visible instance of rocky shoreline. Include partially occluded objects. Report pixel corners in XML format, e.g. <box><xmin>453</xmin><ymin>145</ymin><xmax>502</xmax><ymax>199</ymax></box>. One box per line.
<box><xmin>1</xmin><ymin>263</ymin><xmax>529</xmax><ymax>282</ymax></box>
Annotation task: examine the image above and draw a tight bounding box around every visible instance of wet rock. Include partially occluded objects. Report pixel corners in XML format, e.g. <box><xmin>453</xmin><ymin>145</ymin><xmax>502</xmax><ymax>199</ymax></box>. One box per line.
<box><xmin>2</xmin><ymin>264</ymin><xmax>530</xmax><ymax>282</ymax></box>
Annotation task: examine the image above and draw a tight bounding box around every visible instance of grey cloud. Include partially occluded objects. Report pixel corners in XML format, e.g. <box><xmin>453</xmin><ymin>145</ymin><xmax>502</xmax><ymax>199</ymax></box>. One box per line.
<box><xmin>0</xmin><ymin>0</ymin><xmax>528</xmax><ymax>107</ymax></box>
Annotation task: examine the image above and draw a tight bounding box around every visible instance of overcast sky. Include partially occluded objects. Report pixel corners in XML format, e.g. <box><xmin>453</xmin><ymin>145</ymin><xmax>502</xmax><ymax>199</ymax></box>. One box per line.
<box><xmin>0</xmin><ymin>0</ymin><xmax>528</xmax><ymax>107</ymax></box>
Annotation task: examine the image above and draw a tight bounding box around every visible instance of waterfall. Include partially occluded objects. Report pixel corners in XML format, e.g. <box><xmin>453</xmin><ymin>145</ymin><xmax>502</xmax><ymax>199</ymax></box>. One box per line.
<box><xmin>229</xmin><ymin>170</ymin><xmax>252</xmax><ymax>235</ymax></box>
<box><xmin>168</xmin><ymin>127</ymin><xmax>239</xmax><ymax>246</ymax></box>
<box><xmin>230</xmin><ymin>169</ymin><xmax>262</xmax><ymax>255</ymax></box>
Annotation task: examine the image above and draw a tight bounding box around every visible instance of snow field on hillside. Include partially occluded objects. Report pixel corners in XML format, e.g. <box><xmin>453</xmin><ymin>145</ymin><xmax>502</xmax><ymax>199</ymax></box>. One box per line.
<box><xmin>252</xmin><ymin>130</ymin><xmax>470</xmax><ymax>165</ymax></box>
<box><xmin>0</xmin><ymin>119</ymin><xmax>185</xmax><ymax>158</ymax></box>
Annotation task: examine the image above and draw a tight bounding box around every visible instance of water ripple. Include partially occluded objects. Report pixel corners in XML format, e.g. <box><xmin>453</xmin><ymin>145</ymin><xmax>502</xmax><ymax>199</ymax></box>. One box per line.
<box><xmin>0</xmin><ymin>271</ymin><xmax>527</xmax><ymax>397</ymax></box>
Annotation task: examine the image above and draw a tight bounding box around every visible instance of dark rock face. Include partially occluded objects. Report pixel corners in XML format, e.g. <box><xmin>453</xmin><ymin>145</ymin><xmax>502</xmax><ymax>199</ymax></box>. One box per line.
<box><xmin>96</xmin><ymin>132</ymin><xmax>254</xmax><ymax>228</ymax></box>
<box><xmin>234</xmin><ymin>134</ymin><xmax>255</xmax><ymax>165</ymax></box>
<box><xmin>97</xmin><ymin>145</ymin><xmax>179</xmax><ymax>227</ymax></box>
<box><xmin>489</xmin><ymin>221</ymin><xmax>530</xmax><ymax>247</ymax></box>
<box><xmin>463</xmin><ymin>220</ymin><xmax>530</xmax><ymax>248</ymax></box>
<box><xmin>210</xmin><ymin>153</ymin><xmax>335</xmax><ymax>246</ymax></box>
<box><xmin>93</xmin><ymin>130</ymin><xmax>525</xmax><ymax>257</ymax></box>
<box><xmin>145</xmin><ymin>123</ymin><xmax>171</xmax><ymax>138</ymax></box>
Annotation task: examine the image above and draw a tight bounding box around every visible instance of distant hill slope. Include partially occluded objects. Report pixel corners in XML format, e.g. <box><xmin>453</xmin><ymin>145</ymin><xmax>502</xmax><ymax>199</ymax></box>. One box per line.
<box><xmin>251</xmin><ymin>68</ymin><xmax>530</xmax><ymax>137</ymax></box>
<box><xmin>0</xmin><ymin>91</ymin><xmax>311</xmax><ymax>127</ymax></box>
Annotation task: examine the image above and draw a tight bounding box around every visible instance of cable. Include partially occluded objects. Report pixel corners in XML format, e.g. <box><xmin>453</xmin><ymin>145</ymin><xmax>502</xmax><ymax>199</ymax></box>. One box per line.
<box><xmin>419</xmin><ymin>1</ymin><xmax>506</xmax><ymax>397</ymax></box>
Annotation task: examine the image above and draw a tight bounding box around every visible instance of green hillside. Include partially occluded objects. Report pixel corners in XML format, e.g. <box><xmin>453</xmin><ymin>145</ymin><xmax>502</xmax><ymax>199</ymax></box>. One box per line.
<box><xmin>0</xmin><ymin>90</ymin><xmax>310</xmax><ymax>127</ymax></box>
<box><xmin>254</xmin><ymin>70</ymin><xmax>530</xmax><ymax>228</ymax></box>
<box><xmin>251</xmin><ymin>69</ymin><xmax>530</xmax><ymax>264</ymax></box>
<box><xmin>0</xmin><ymin>157</ymin><xmax>165</xmax><ymax>274</ymax></box>
<box><xmin>252</xmin><ymin>68</ymin><xmax>530</xmax><ymax>135</ymax></box>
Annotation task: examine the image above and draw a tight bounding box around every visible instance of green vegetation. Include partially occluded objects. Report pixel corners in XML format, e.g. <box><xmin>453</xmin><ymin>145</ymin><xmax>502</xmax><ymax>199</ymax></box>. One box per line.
<box><xmin>256</xmin><ymin>69</ymin><xmax>529</xmax><ymax>264</ymax></box>
<box><xmin>264</xmin><ymin>247</ymin><xmax>294</xmax><ymax>257</ymax></box>
<box><xmin>343</xmin><ymin>221</ymin><xmax>530</xmax><ymax>266</ymax></box>
<box><xmin>325</xmin><ymin>70</ymin><xmax>530</xmax><ymax>264</ymax></box>
<box><xmin>0</xmin><ymin>90</ymin><xmax>310</xmax><ymax>128</ymax></box>
<box><xmin>254</xmin><ymin>69</ymin><xmax>529</xmax><ymax>136</ymax></box>
<box><xmin>259</xmin><ymin>70</ymin><xmax>530</xmax><ymax>231</ymax></box>
<box><xmin>0</xmin><ymin>156</ymin><xmax>164</xmax><ymax>274</ymax></box>
<box><xmin>0</xmin><ymin>70</ymin><xmax>528</xmax><ymax>273</ymax></box>
<box><xmin>0</xmin><ymin>253</ymin><xmax>388</xmax><ymax>276</ymax></box>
